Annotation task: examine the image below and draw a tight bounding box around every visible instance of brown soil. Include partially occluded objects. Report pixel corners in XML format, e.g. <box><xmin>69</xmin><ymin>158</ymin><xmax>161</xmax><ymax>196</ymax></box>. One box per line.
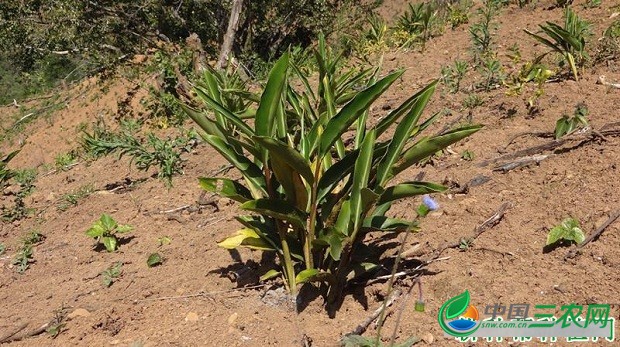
<box><xmin>1</xmin><ymin>1</ymin><xmax>619</xmax><ymax>346</ymax></box>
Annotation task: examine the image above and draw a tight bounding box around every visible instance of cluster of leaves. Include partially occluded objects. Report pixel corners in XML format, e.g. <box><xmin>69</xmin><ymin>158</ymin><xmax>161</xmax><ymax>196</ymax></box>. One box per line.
<box><xmin>85</xmin><ymin>214</ymin><xmax>132</xmax><ymax>252</ymax></box>
<box><xmin>441</xmin><ymin>60</ymin><xmax>468</xmax><ymax>94</ymax></box>
<box><xmin>1</xmin><ymin>153</ymin><xmax>39</xmax><ymax>223</ymax></box>
<box><xmin>546</xmin><ymin>218</ymin><xmax>585</xmax><ymax>246</ymax></box>
<box><xmin>555</xmin><ymin>104</ymin><xmax>589</xmax><ymax>139</ymax></box>
<box><xmin>357</xmin><ymin>0</ymin><xmax>475</xmax><ymax>55</ymax></box>
<box><xmin>102</xmin><ymin>262</ymin><xmax>123</xmax><ymax>287</ymax></box>
<box><xmin>594</xmin><ymin>19</ymin><xmax>620</xmax><ymax>66</ymax></box>
<box><xmin>181</xmin><ymin>37</ymin><xmax>480</xmax><ymax>309</ymax></box>
<box><xmin>13</xmin><ymin>230</ymin><xmax>45</xmax><ymax>273</ymax></box>
<box><xmin>82</xmin><ymin>122</ymin><xmax>197</xmax><ymax>186</ymax></box>
<box><xmin>525</xmin><ymin>7</ymin><xmax>591</xmax><ymax>80</ymax></box>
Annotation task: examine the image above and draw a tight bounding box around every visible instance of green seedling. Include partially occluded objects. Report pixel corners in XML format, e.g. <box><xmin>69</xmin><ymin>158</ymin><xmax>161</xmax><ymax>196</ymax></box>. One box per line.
<box><xmin>147</xmin><ymin>253</ymin><xmax>163</xmax><ymax>267</ymax></box>
<box><xmin>555</xmin><ymin>104</ymin><xmax>588</xmax><ymax>139</ymax></box>
<box><xmin>102</xmin><ymin>262</ymin><xmax>123</xmax><ymax>287</ymax></box>
<box><xmin>546</xmin><ymin>218</ymin><xmax>585</xmax><ymax>246</ymax></box>
<box><xmin>85</xmin><ymin>214</ymin><xmax>132</xmax><ymax>252</ymax></box>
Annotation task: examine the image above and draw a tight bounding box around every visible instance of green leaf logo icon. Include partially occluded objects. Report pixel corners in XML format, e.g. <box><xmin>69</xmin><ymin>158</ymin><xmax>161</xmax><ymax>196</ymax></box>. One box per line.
<box><xmin>444</xmin><ymin>290</ymin><xmax>470</xmax><ymax>320</ymax></box>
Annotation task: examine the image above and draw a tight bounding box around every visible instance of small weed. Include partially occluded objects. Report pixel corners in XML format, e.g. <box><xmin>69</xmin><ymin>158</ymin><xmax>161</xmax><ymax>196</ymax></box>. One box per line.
<box><xmin>546</xmin><ymin>218</ymin><xmax>584</xmax><ymax>246</ymax></box>
<box><xmin>469</xmin><ymin>0</ymin><xmax>498</xmax><ymax>62</ymax></box>
<box><xmin>555</xmin><ymin>103</ymin><xmax>589</xmax><ymax>139</ymax></box>
<box><xmin>46</xmin><ymin>307</ymin><xmax>67</xmax><ymax>338</ymax></box>
<box><xmin>82</xmin><ymin>125</ymin><xmax>195</xmax><ymax>186</ymax></box>
<box><xmin>58</xmin><ymin>184</ymin><xmax>95</xmax><ymax>211</ymax></box>
<box><xmin>583</xmin><ymin>0</ymin><xmax>601</xmax><ymax>8</ymax></box>
<box><xmin>0</xmin><ymin>243</ymin><xmax>5</xmax><ymax>255</ymax></box>
<box><xmin>446</xmin><ymin>0</ymin><xmax>472</xmax><ymax>29</ymax></box>
<box><xmin>54</xmin><ymin>151</ymin><xmax>78</xmax><ymax>171</ymax></box>
<box><xmin>476</xmin><ymin>56</ymin><xmax>505</xmax><ymax>91</ymax></box>
<box><xmin>462</xmin><ymin>94</ymin><xmax>484</xmax><ymax>109</ymax></box>
<box><xmin>461</xmin><ymin>150</ymin><xmax>475</xmax><ymax>161</ymax></box>
<box><xmin>85</xmin><ymin>214</ymin><xmax>132</xmax><ymax>252</ymax></box>
<box><xmin>12</xmin><ymin>230</ymin><xmax>44</xmax><ymax>273</ymax></box>
<box><xmin>13</xmin><ymin>168</ymin><xmax>37</xmax><ymax>196</ymax></box>
<box><xmin>157</xmin><ymin>236</ymin><xmax>171</xmax><ymax>246</ymax></box>
<box><xmin>441</xmin><ymin>60</ymin><xmax>468</xmax><ymax>93</ymax></box>
<box><xmin>0</xmin><ymin>150</ymin><xmax>20</xmax><ymax>187</ymax></box>
<box><xmin>102</xmin><ymin>262</ymin><xmax>123</xmax><ymax>287</ymax></box>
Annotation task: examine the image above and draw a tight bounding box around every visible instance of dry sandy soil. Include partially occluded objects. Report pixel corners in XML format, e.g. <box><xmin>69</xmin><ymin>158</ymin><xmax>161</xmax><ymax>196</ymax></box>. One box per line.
<box><xmin>1</xmin><ymin>0</ymin><xmax>619</xmax><ymax>346</ymax></box>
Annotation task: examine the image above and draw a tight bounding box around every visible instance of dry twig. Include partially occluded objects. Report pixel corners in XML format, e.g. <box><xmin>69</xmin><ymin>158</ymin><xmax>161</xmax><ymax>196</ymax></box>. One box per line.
<box><xmin>565</xmin><ymin>210</ymin><xmax>620</xmax><ymax>260</ymax></box>
<box><xmin>346</xmin><ymin>289</ymin><xmax>402</xmax><ymax>337</ymax></box>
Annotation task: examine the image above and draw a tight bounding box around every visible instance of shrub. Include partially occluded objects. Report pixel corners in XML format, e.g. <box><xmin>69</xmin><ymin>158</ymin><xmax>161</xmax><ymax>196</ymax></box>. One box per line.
<box><xmin>181</xmin><ymin>49</ymin><xmax>481</xmax><ymax>310</ymax></box>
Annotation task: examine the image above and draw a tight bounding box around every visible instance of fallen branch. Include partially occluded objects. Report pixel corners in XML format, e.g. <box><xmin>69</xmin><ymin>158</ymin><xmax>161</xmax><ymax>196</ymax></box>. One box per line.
<box><xmin>565</xmin><ymin>210</ymin><xmax>620</xmax><ymax>260</ymax></box>
<box><xmin>493</xmin><ymin>154</ymin><xmax>550</xmax><ymax>173</ymax></box>
<box><xmin>479</xmin><ymin>125</ymin><xmax>620</xmax><ymax>168</ymax></box>
<box><xmin>346</xmin><ymin>289</ymin><xmax>402</xmax><ymax>337</ymax></box>
<box><xmin>430</xmin><ymin>202</ymin><xmax>512</xmax><ymax>259</ymax></box>
<box><xmin>0</xmin><ymin>323</ymin><xmax>28</xmax><ymax>344</ymax></box>
<box><xmin>134</xmin><ymin>283</ymin><xmax>268</xmax><ymax>302</ymax></box>
<box><xmin>0</xmin><ymin>322</ymin><xmax>50</xmax><ymax>344</ymax></box>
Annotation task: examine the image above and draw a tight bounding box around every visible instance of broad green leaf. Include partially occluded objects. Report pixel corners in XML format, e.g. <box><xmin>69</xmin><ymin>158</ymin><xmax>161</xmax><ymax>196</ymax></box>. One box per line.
<box><xmin>116</xmin><ymin>225</ymin><xmax>133</xmax><ymax>234</ymax></box>
<box><xmin>546</xmin><ymin>218</ymin><xmax>585</xmax><ymax>245</ymax></box>
<box><xmin>217</xmin><ymin>228</ymin><xmax>276</xmax><ymax>251</ymax></box>
<box><xmin>349</xmin><ymin>130</ymin><xmax>376</xmax><ymax>237</ymax></box>
<box><xmin>241</xmin><ymin>199</ymin><xmax>307</xmax><ymax>229</ymax></box>
<box><xmin>362</xmin><ymin>216</ymin><xmax>413</xmax><ymax>232</ymax></box>
<box><xmin>255</xmin><ymin>53</ymin><xmax>289</xmax><ymax>137</ymax></box>
<box><xmin>346</xmin><ymin>262</ymin><xmax>379</xmax><ymax>281</ymax></box>
<box><xmin>393</xmin><ymin>125</ymin><xmax>482</xmax><ymax>175</ymax></box>
<box><xmin>85</xmin><ymin>224</ymin><xmax>105</xmax><ymax>238</ymax></box>
<box><xmin>295</xmin><ymin>268</ymin><xmax>334</xmax><ymax>284</ymax></box>
<box><xmin>376</xmin><ymin>81</ymin><xmax>437</xmax><ymax>186</ymax></box>
<box><xmin>147</xmin><ymin>253</ymin><xmax>163</xmax><ymax>267</ymax></box>
<box><xmin>260</xmin><ymin>269</ymin><xmax>281</xmax><ymax>282</ymax></box>
<box><xmin>253</xmin><ymin>136</ymin><xmax>314</xmax><ymax>184</ymax></box>
<box><xmin>321</xmin><ymin>227</ymin><xmax>347</xmax><ymax>261</ymax></box>
<box><xmin>199</xmin><ymin>177</ymin><xmax>253</xmax><ymax>203</ymax></box>
<box><xmin>180</xmin><ymin>104</ymin><xmax>228</xmax><ymax>140</ymax></box>
<box><xmin>269</xmin><ymin>154</ymin><xmax>308</xmax><ymax>209</ymax></box>
<box><xmin>554</xmin><ymin>115</ymin><xmax>572</xmax><ymax>139</ymax></box>
<box><xmin>194</xmin><ymin>86</ymin><xmax>254</xmax><ymax>137</ymax></box>
<box><xmin>100</xmin><ymin>214</ymin><xmax>117</xmax><ymax>231</ymax></box>
<box><xmin>102</xmin><ymin>236</ymin><xmax>117</xmax><ymax>252</ymax></box>
<box><xmin>202</xmin><ymin>134</ymin><xmax>267</xmax><ymax>197</ymax></box>
<box><xmin>319</xmin><ymin>71</ymin><xmax>404</xmax><ymax>156</ymax></box>
<box><xmin>377</xmin><ymin>181</ymin><xmax>447</xmax><ymax>205</ymax></box>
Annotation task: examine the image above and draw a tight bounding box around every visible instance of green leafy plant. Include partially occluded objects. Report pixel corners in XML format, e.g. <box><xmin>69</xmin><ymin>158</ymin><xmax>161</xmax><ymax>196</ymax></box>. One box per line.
<box><xmin>182</xmin><ymin>51</ymin><xmax>481</xmax><ymax>309</ymax></box>
<box><xmin>469</xmin><ymin>0</ymin><xmax>497</xmax><ymax>62</ymax></box>
<box><xmin>396</xmin><ymin>2</ymin><xmax>438</xmax><ymax>50</ymax></box>
<box><xmin>54</xmin><ymin>151</ymin><xmax>77</xmax><ymax>171</ymax></box>
<box><xmin>147</xmin><ymin>253</ymin><xmax>163</xmax><ymax>267</ymax></box>
<box><xmin>462</xmin><ymin>93</ymin><xmax>484</xmax><ymax>109</ymax></box>
<box><xmin>554</xmin><ymin>104</ymin><xmax>589</xmax><ymax>139</ymax></box>
<box><xmin>0</xmin><ymin>243</ymin><xmax>5</xmax><ymax>255</ymax></box>
<box><xmin>102</xmin><ymin>262</ymin><xmax>123</xmax><ymax>287</ymax></box>
<box><xmin>441</xmin><ymin>60</ymin><xmax>468</xmax><ymax>93</ymax></box>
<box><xmin>0</xmin><ymin>150</ymin><xmax>19</xmax><ymax>187</ymax></box>
<box><xmin>12</xmin><ymin>230</ymin><xmax>44</xmax><ymax>273</ymax></box>
<box><xmin>157</xmin><ymin>236</ymin><xmax>171</xmax><ymax>246</ymax></box>
<box><xmin>85</xmin><ymin>214</ymin><xmax>132</xmax><ymax>252</ymax></box>
<box><xmin>461</xmin><ymin>150</ymin><xmax>475</xmax><ymax>161</ymax></box>
<box><xmin>446</xmin><ymin>0</ymin><xmax>471</xmax><ymax>29</ymax></box>
<box><xmin>476</xmin><ymin>56</ymin><xmax>504</xmax><ymax>91</ymax></box>
<box><xmin>546</xmin><ymin>218</ymin><xmax>585</xmax><ymax>246</ymax></box>
<box><xmin>58</xmin><ymin>184</ymin><xmax>95</xmax><ymax>211</ymax></box>
<box><xmin>583</xmin><ymin>0</ymin><xmax>601</xmax><ymax>8</ymax></box>
<box><xmin>524</xmin><ymin>7</ymin><xmax>591</xmax><ymax>80</ymax></box>
<box><xmin>82</xmin><ymin>126</ymin><xmax>195</xmax><ymax>186</ymax></box>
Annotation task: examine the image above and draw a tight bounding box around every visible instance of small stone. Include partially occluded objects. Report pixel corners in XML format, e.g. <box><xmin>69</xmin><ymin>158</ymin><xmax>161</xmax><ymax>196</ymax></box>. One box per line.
<box><xmin>421</xmin><ymin>332</ymin><xmax>434</xmax><ymax>344</ymax></box>
<box><xmin>68</xmin><ymin>308</ymin><xmax>91</xmax><ymax>319</ymax></box>
<box><xmin>228</xmin><ymin>312</ymin><xmax>238</xmax><ymax>325</ymax></box>
<box><xmin>185</xmin><ymin>312</ymin><xmax>199</xmax><ymax>322</ymax></box>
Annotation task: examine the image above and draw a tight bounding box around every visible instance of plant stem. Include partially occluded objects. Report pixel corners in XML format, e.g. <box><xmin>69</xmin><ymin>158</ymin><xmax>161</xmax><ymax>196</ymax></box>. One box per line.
<box><xmin>305</xmin><ymin>160</ymin><xmax>322</xmax><ymax>269</ymax></box>
<box><xmin>265</xmin><ymin>164</ymin><xmax>297</xmax><ymax>295</ymax></box>
<box><xmin>375</xmin><ymin>228</ymin><xmax>411</xmax><ymax>346</ymax></box>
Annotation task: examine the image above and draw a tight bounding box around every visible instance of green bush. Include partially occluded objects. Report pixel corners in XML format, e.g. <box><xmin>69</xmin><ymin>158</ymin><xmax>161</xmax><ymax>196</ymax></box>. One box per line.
<box><xmin>182</xmin><ymin>49</ymin><xmax>481</xmax><ymax>310</ymax></box>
